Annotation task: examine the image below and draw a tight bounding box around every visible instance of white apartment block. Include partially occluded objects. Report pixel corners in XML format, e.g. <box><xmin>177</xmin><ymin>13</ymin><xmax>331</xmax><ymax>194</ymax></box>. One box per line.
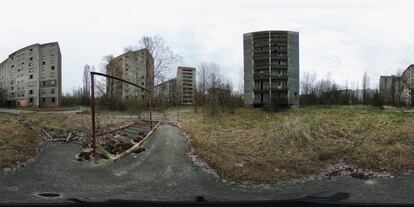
<box><xmin>176</xmin><ymin>66</ymin><xmax>196</xmax><ymax>104</ymax></box>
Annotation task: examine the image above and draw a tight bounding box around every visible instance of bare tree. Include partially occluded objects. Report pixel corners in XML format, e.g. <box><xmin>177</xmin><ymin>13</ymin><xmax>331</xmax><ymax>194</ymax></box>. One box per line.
<box><xmin>126</xmin><ymin>35</ymin><xmax>183</xmax><ymax>85</ymax></box>
<box><xmin>362</xmin><ymin>72</ymin><xmax>369</xmax><ymax>104</ymax></box>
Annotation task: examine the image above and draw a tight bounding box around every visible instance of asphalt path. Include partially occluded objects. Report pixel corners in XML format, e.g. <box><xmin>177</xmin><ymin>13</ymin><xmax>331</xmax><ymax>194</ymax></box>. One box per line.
<box><xmin>1</xmin><ymin>124</ymin><xmax>413</xmax><ymax>203</ymax></box>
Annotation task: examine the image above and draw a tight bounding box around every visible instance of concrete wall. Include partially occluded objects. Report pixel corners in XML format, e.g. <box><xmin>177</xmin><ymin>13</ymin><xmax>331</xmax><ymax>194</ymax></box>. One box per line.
<box><xmin>287</xmin><ymin>32</ymin><xmax>300</xmax><ymax>106</ymax></box>
<box><xmin>243</xmin><ymin>33</ymin><xmax>254</xmax><ymax>106</ymax></box>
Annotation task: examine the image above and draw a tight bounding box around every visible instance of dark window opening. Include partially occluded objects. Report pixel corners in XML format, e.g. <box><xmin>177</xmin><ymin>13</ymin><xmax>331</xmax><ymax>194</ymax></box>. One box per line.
<box><xmin>30</xmin><ymin>57</ymin><xmax>33</xmax><ymax>60</ymax></box>
<box><xmin>42</xmin><ymin>61</ymin><xmax>45</xmax><ymax>65</ymax></box>
<box><xmin>42</xmin><ymin>98</ymin><xmax>46</xmax><ymax>103</ymax></box>
<box><xmin>29</xmin><ymin>90</ymin><xmax>33</xmax><ymax>94</ymax></box>
<box><xmin>51</xmin><ymin>66</ymin><xmax>55</xmax><ymax>70</ymax></box>
<box><xmin>29</xmin><ymin>75</ymin><xmax>33</xmax><ymax>79</ymax></box>
<box><xmin>51</xmin><ymin>97</ymin><xmax>55</xmax><ymax>103</ymax></box>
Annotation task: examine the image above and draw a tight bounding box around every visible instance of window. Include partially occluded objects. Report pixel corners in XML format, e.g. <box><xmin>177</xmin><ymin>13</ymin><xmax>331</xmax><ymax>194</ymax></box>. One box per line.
<box><xmin>51</xmin><ymin>66</ymin><xmax>55</xmax><ymax>70</ymax></box>
<box><xmin>41</xmin><ymin>81</ymin><xmax>45</xmax><ymax>86</ymax></box>
<box><xmin>142</xmin><ymin>82</ymin><xmax>145</xmax><ymax>86</ymax></box>
<box><xmin>29</xmin><ymin>68</ymin><xmax>34</xmax><ymax>72</ymax></box>
<box><xmin>30</xmin><ymin>48</ymin><xmax>33</xmax><ymax>52</ymax></box>
<box><xmin>11</xmin><ymin>65</ymin><xmax>14</xmax><ymax>68</ymax></box>
<box><xmin>29</xmin><ymin>98</ymin><xmax>33</xmax><ymax>103</ymax></box>
<box><xmin>29</xmin><ymin>90</ymin><xmax>33</xmax><ymax>94</ymax></box>
<box><xmin>51</xmin><ymin>80</ymin><xmax>55</xmax><ymax>85</ymax></box>
<box><xmin>21</xmin><ymin>62</ymin><xmax>24</xmax><ymax>65</ymax></box>
<box><xmin>29</xmin><ymin>75</ymin><xmax>33</xmax><ymax>79</ymax></box>
<box><xmin>42</xmin><ymin>98</ymin><xmax>46</xmax><ymax>103</ymax></box>
<box><xmin>42</xmin><ymin>61</ymin><xmax>45</xmax><ymax>65</ymax></box>
<box><xmin>10</xmin><ymin>87</ymin><xmax>13</xmax><ymax>90</ymax></box>
<box><xmin>30</xmin><ymin>57</ymin><xmax>33</xmax><ymax>61</ymax></box>
<box><xmin>51</xmin><ymin>97</ymin><xmax>55</xmax><ymax>103</ymax></box>
<box><xmin>50</xmin><ymin>88</ymin><xmax>55</xmax><ymax>94</ymax></box>
<box><xmin>141</xmin><ymin>75</ymin><xmax>144</xmax><ymax>79</ymax></box>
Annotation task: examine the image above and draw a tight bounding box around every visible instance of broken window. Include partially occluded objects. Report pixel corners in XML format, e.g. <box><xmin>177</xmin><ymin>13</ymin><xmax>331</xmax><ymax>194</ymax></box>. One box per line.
<box><xmin>29</xmin><ymin>74</ymin><xmax>33</xmax><ymax>79</ymax></box>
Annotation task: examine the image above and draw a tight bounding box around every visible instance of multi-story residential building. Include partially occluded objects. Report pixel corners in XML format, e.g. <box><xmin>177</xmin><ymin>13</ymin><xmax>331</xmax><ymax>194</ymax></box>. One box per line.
<box><xmin>380</xmin><ymin>65</ymin><xmax>414</xmax><ymax>106</ymax></box>
<box><xmin>243</xmin><ymin>30</ymin><xmax>299</xmax><ymax>107</ymax></box>
<box><xmin>155</xmin><ymin>66</ymin><xmax>196</xmax><ymax>105</ymax></box>
<box><xmin>155</xmin><ymin>78</ymin><xmax>177</xmax><ymax>104</ymax></box>
<box><xmin>176</xmin><ymin>66</ymin><xmax>196</xmax><ymax>104</ymax></box>
<box><xmin>0</xmin><ymin>42</ymin><xmax>62</xmax><ymax>107</ymax></box>
<box><xmin>106</xmin><ymin>49</ymin><xmax>154</xmax><ymax>101</ymax></box>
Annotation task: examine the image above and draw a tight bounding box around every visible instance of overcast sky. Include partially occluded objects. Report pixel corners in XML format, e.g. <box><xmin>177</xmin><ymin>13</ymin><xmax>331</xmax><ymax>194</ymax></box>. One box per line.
<box><xmin>1</xmin><ymin>0</ymin><xmax>414</xmax><ymax>93</ymax></box>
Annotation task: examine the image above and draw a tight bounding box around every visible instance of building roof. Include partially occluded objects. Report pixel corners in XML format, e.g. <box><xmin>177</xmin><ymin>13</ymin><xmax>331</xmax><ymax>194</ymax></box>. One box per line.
<box><xmin>243</xmin><ymin>30</ymin><xmax>299</xmax><ymax>36</ymax></box>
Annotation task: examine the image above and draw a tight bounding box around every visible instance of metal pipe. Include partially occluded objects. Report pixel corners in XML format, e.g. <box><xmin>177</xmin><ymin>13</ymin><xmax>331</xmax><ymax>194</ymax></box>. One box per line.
<box><xmin>90</xmin><ymin>71</ymin><xmax>149</xmax><ymax>92</ymax></box>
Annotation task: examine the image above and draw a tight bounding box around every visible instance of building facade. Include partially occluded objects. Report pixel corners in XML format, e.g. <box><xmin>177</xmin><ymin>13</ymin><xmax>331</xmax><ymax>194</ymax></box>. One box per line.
<box><xmin>0</xmin><ymin>42</ymin><xmax>62</xmax><ymax>107</ymax></box>
<box><xmin>155</xmin><ymin>78</ymin><xmax>177</xmax><ymax>104</ymax></box>
<box><xmin>380</xmin><ymin>65</ymin><xmax>414</xmax><ymax>106</ymax></box>
<box><xmin>243</xmin><ymin>30</ymin><xmax>299</xmax><ymax>107</ymax></box>
<box><xmin>176</xmin><ymin>66</ymin><xmax>196</xmax><ymax>104</ymax></box>
<box><xmin>106</xmin><ymin>49</ymin><xmax>154</xmax><ymax>101</ymax></box>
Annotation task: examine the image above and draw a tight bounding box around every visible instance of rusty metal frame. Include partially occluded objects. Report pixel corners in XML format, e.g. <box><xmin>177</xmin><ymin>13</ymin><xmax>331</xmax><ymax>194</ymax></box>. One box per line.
<box><xmin>90</xmin><ymin>71</ymin><xmax>153</xmax><ymax>163</ymax></box>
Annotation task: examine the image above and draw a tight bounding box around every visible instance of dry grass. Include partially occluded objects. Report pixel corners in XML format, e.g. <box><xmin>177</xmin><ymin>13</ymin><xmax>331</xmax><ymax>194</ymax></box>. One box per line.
<box><xmin>0</xmin><ymin>111</ymin><xmax>139</xmax><ymax>169</ymax></box>
<box><xmin>0</xmin><ymin>113</ymin><xmax>41</xmax><ymax>169</ymax></box>
<box><xmin>181</xmin><ymin>105</ymin><xmax>414</xmax><ymax>183</ymax></box>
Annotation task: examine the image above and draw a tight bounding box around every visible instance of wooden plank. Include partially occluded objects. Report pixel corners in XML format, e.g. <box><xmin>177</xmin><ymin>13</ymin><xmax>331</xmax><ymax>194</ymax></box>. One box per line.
<box><xmin>113</xmin><ymin>121</ymin><xmax>160</xmax><ymax>160</ymax></box>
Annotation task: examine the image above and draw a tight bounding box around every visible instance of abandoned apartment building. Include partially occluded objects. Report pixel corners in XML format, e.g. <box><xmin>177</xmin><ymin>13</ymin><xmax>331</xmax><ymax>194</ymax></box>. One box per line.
<box><xmin>156</xmin><ymin>66</ymin><xmax>196</xmax><ymax>105</ymax></box>
<box><xmin>380</xmin><ymin>64</ymin><xmax>414</xmax><ymax>106</ymax></box>
<box><xmin>106</xmin><ymin>49</ymin><xmax>154</xmax><ymax>101</ymax></box>
<box><xmin>0</xmin><ymin>42</ymin><xmax>62</xmax><ymax>107</ymax></box>
<box><xmin>243</xmin><ymin>30</ymin><xmax>299</xmax><ymax>107</ymax></box>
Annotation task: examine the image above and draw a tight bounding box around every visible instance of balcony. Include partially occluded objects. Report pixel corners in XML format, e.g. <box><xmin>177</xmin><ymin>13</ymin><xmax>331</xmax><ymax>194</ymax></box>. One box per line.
<box><xmin>253</xmin><ymin>73</ymin><xmax>288</xmax><ymax>80</ymax></box>
<box><xmin>253</xmin><ymin>86</ymin><xmax>288</xmax><ymax>92</ymax></box>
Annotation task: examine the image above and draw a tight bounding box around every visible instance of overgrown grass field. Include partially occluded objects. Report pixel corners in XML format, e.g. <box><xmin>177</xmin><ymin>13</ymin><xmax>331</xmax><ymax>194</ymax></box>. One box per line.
<box><xmin>181</xmin><ymin>106</ymin><xmax>414</xmax><ymax>183</ymax></box>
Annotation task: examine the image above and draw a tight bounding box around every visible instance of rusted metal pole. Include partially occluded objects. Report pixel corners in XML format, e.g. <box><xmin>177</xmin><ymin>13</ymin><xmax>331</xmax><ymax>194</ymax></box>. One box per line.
<box><xmin>149</xmin><ymin>90</ymin><xmax>153</xmax><ymax>128</ymax></box>
<box><xmin>90</xmin><ymin>72</ymin><xmax>98</xmax><ymax>164</ymax></box>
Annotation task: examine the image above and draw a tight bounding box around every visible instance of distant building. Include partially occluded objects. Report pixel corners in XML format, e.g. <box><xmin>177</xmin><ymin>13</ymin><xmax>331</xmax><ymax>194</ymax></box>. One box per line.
<box><xmin>156</xmin><ymin>66</ymin><xmax>196</xmax><ymax>105</ymax></box>
<box><xmin>155</xmin><ymin>78</ymin><xmax>177</xmax><ymax>104</ymax></box>
<box><xmin>379</xmin><ymin>65</ymin><xmax>414</xmax><ymax>106</ymax></box>
<box><xmin>176</xmin><ymin>66</ymin><xmax>196</xmax><ymax>104</ymax></box>
<box><xmin>106</xmin><ymin>49</ymin><xmax>154</xmax><ymax>101</ymax></box>
<box><xmin>243</xmin><ymin>30</ymin><xmax>299</xmax><ymax>107</ymax></box>
<box><xmin>0</xmin><ymin>42</ymin><xmax>62</xmax><ymax>107</ymax></box>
